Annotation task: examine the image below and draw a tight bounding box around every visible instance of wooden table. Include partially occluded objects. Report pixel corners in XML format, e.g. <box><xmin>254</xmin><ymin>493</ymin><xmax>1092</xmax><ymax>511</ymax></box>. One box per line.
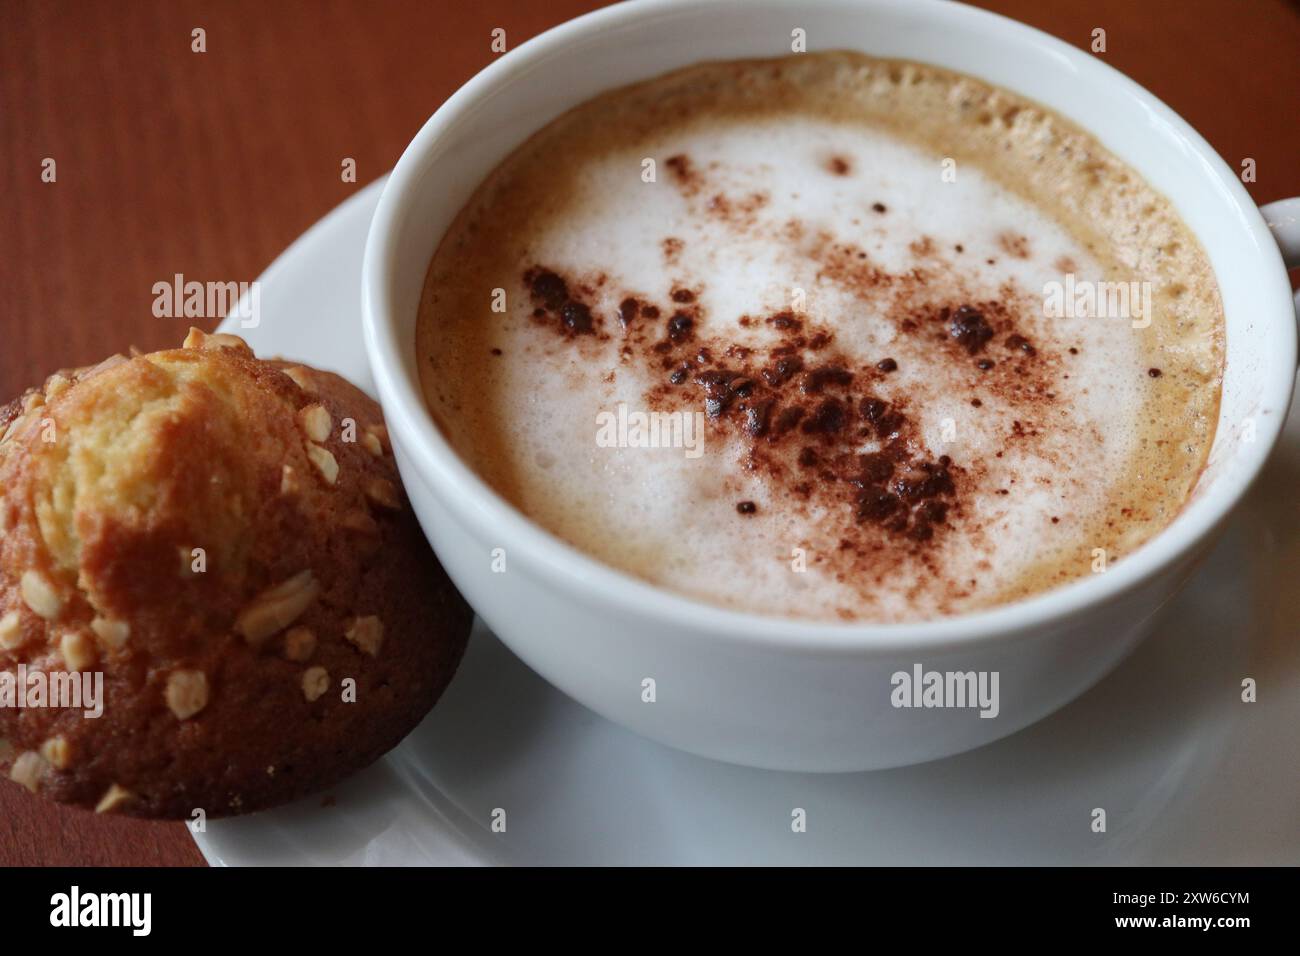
<box><xmin>2</xmin><ymin>0</ymin><xmax>1296</xmax><ymax>867</ymax></box>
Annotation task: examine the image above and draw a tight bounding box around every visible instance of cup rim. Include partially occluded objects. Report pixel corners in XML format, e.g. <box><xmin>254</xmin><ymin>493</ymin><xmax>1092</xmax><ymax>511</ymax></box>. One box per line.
<box><xmin>362</xmin><ymin>0</ymin><xmax>1297</xmax><ymax>653</ymax></box>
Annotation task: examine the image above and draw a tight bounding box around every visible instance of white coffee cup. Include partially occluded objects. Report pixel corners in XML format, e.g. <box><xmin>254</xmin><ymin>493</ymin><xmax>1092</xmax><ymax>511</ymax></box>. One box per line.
<box><xmin>362</xmin><ymin>0</ymin><xmax>1300</xmax><ymax>771</ymax></box>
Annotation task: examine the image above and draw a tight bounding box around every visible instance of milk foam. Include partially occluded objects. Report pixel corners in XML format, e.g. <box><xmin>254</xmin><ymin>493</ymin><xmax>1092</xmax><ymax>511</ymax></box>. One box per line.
<box><xmin>417</xmin><ymin>53</ymin><xmax>1223</xmax><ymax>622</ymax></box>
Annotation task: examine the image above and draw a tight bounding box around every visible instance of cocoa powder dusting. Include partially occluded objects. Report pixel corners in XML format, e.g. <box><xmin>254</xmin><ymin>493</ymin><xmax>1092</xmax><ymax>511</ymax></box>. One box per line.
<box><xmin>524</xmin><ymin>267</ymin><xmax>598</xmax><ymax>337</ymax></box>
<box><xmin>948</xmin><ymin>305</ymin><xmax>995</xmax><ymax>354</ymax></box>
<box><xmin>997</xmin><ymin>232</ymin><xmax>1031</xmax><ymax>260</ymax></box>
<box><xmin>517</xmin><ymin>223</ymin><xmax>1060</xmax><ymax>594</ymax></box>
<box><xmin>618</xmin><ymin>297</ymin><xmax>640</xmax><ymax>327</ymax></box>
<box><xmin>520</xmin><ymin>262</ymin><xmax>976</xmax><ymax>552</ymax></box>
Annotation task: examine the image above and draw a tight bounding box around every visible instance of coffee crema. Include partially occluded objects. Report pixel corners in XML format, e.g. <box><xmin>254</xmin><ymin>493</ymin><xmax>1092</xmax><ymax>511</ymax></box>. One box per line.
<box><xmin>416</xmin><ymin>52</ymin><xmax>1224</xmax><ymax>622</ymax></box>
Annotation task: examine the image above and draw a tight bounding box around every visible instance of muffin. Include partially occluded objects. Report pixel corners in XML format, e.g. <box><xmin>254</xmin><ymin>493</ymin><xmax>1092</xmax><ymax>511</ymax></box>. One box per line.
<box><xmin>0</xmin><ymin>329</ymin><xmax>472</xmax><ymax>818</ymax></box>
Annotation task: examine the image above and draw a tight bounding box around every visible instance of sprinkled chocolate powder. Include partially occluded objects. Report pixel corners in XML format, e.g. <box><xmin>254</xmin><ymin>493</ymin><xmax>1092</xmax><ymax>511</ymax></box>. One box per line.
<box><xmin>520</xmin><ymin>268</ymin><xmax>971</xmax><ymax>548</ymax></box>
<box><xmin>667</xmin><ymin>313</ymin><xmax>695</xmax><ymax>342</ymax></box>
<box><xmin>523</xmin><ymin>267</ymin><xmax>597</xmax><ymax>336</ymax></box>
<box><xmin>801</xmin><ymin>365</ymin><xmax>853</xmax><ymax>394</ymax></box>
<box><xmin>524</xmin><ymin>267</ymin><xmax>567</xmax><ymax>309</ymax></box>
<box><xmin>767</xmin><ymin>311</ymin><xmax>802</xmax><ymax>332</ymax></box>
<box><xmin>561</xmin><ymin>301</ymin><xmax>593</xmax><ymax>334</ymax></box>
<box><xmin>762</xmin><ymin>354</ymin><xmax>804</xmax><ymax>386</ymax></box>
<box><xmin>1004</xmin><ymin>333</ymin><xmax>1036</xmax><ymax>356</ymax></box>
<box><xmin>949</xmin><ymin>305</ymin><xmax>995</xmax><ymax>354</ymax></box>
<box><xmin>618</xmin><ymin>297</ymin><xmax>640</xmax><ymax>326</ymax></box>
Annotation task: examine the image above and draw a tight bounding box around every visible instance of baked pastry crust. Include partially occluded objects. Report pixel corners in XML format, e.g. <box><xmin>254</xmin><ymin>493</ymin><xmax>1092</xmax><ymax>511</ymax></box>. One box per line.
<box><xmin>0</xmin><ymin>330</ymin><xmax>471</xmax><ymax>818</ymax></box>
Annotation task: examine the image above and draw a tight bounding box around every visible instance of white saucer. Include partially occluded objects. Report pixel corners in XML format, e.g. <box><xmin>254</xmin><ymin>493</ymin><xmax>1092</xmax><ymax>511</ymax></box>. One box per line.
<box><xmin>198</xmin><ymin>177</ymin><xmax>1300</xmax><ymax>866</ymax></box>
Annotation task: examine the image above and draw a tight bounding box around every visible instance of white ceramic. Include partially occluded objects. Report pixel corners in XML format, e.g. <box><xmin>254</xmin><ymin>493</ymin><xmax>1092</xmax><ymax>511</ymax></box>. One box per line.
<box><xmin>361</xmin><ymin>0</ymin><xmax>1300</xmax><ymax>772</ymax></box>
<box><xmin>202</xmin><ymin>179</ymin><xmax>1300</xmax><ymax>864</ymax></box>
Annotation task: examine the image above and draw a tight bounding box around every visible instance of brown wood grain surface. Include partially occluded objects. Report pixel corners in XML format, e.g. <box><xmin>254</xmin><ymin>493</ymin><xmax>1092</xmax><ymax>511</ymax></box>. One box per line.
<box><xmin>1</xmin><ymin>0</ymin><xmax>1296</xmax><ymax>866</ymax></box>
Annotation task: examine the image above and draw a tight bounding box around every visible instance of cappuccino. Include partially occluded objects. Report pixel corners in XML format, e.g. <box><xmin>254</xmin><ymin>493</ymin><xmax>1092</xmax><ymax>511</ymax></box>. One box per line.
<box><xmin>416</xmin><ymin>53</ymin><xmax>1223</xmax><ymax>622</ymax></box>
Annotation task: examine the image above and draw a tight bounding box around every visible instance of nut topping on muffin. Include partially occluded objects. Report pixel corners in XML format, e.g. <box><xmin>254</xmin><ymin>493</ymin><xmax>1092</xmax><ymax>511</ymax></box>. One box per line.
<box><xmin>234</xmin><ymin>570</ymin><xmax>321</xmax><ymax>646</ymax></box>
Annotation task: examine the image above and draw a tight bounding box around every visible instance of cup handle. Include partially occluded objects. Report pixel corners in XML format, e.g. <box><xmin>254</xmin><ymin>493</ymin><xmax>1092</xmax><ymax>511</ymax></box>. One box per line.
<box><xmin>1263</xmin><ymin>198</ymin><xmax>1300</xmax><ymax>267</ymax></box>
<box><xmin>1260</xmin><ymin>198</ymin><xmax>1300</xmax><ymax>361</ymax></box>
